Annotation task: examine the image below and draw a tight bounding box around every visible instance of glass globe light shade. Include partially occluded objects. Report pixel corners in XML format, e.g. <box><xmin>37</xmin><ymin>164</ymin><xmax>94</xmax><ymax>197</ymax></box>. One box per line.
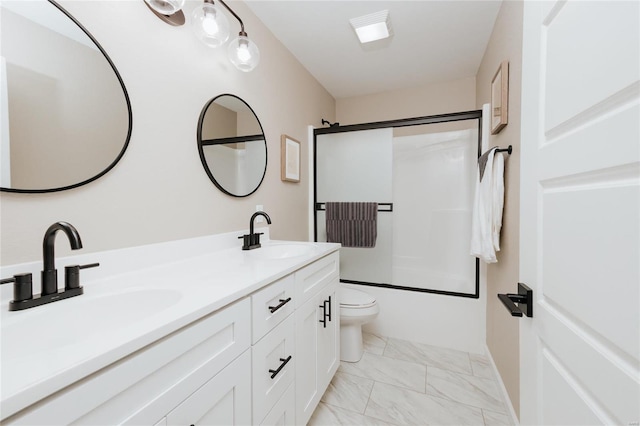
<box><xmin>144</xmin><ymin>0</ymin><xmax>185</xmax><ymax>16</ymax></box>
<box><xmin>192</xmin><ymin>2</ymin><xmax>230</xmax><ymax>48</ymax></box>
<box><xmin>227</xmin><ymin>35</ymin><xmax>260</xmax><ymax>72</ymax></box>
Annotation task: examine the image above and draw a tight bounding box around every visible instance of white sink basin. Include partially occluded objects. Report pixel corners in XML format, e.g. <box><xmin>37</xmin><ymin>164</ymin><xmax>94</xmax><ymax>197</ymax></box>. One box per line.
<box><xmin>2</xmin><ymin>288</ymin><xmax>182</xmax><ymax>361</ymax></box>
<box><xmin>252</xmin><ymin>243</ymin><xmax>317</xmax><ymax>259</ymax></box>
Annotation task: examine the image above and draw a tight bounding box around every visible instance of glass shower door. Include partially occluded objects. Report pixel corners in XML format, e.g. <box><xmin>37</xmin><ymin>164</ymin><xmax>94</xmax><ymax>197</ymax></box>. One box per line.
<box><xmin>315</xmin><ymin>128</ymin><xmax>394</xmax><ymax>284</ymax></box>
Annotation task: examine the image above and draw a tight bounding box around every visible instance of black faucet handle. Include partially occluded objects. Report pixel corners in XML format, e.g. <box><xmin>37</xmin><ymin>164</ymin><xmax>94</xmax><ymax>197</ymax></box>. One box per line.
<box><xmin>79</xmin><ymin>263</ymin><xmax>100</xmax><ymax>270</ymax></box>
<box><xmin>64</xmin><ymin>263</ymin><xmax>99</xmax><ymax>290</ymax></box>
<box><xmin>1</xmin><ymin>273</ymin><xmax>33</xmax><ymax>302</ymax></box>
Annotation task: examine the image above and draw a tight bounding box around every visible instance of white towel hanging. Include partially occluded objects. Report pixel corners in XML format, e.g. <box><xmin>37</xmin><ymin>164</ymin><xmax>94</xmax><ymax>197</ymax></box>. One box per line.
<box><xmin>470</xmin><ymin>147</ymin><xmax>505</xmax><ymax>263</ymax></box>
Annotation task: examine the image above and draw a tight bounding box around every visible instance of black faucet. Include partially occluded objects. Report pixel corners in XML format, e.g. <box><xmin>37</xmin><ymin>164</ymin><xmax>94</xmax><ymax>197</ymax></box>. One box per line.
<box><xmin>42</xmin><ymin>221</ymin><xmax>83</xmax><ymax>295</ymax></box>
<box><xmin>1</xmin><ymin>221</ymin><xmax>99</xmax><ymax>311</ymax></box>
<box><xmin>240</xmin><ymin>211</ymin><xmax>272</xmax><ymax>250</ymax></box>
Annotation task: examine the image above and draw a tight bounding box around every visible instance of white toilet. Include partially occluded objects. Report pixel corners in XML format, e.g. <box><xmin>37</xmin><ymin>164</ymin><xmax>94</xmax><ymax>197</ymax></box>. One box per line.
<box><xmin>339</xmin><ymin>286</ymin><xmax>379</xmax><ymax>362</ymax></box>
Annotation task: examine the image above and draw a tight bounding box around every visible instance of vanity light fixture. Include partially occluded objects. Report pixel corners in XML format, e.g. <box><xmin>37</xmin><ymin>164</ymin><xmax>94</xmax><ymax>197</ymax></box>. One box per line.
<box><xmin>349</xmin><ymin>10</ymin><xmax>392</xmax><ymax>44</ymax></box>
<box><xmin>192</xmin><ymin>0</ymin><xmax>230</xmax><ymax>48</ymax></box>
<box><xmin>144</xmin><ymin>0</ymin><xmax>260</xmax><ymax>72</ymax></box>
<box><xmin>143</xmin><ymin>0</ymin><xmax>186</xmax><ymax>26</ymax></box>
<box><xmin>214</xmin><ymin>0</ymin><xmax>260</xmax><ymax>72</ymax></box>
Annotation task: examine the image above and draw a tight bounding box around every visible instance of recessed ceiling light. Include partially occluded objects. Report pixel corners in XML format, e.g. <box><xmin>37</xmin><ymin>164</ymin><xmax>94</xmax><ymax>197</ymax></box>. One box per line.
<box><xmin>349</xmin><ymin>10</ymin><xmax>392</xmax><ymax>44</ymax></box>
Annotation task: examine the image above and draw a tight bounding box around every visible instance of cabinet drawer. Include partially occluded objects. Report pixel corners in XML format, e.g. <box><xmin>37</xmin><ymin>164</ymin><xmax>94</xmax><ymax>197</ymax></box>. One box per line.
<box><xmin>252</xmin><ymin>314</ymin><xmax>295</xmax><ymax>423</ymax></box>
<box><xmin>259</xmin><ymin>383</ymin><xmax>295</xmax><ymax>426</ymax></box>
<box><xmin>7</xmin><ymin>298</ymin><xmax>251</xmax><ymax>425</ymax></box>
<box><xmin>166</xmin><ymin>349</ymin><xmax>251</xmax><ymax>426</ymax></box>
<box><xmin>252</xmin><ymin>274</ymin><xmax>295</xmax><ymax>344</ymax></box>
<box><xmin>295</xmin><ymin>252</ymin><xmax>339</xmax><ymax>308</ymax></box>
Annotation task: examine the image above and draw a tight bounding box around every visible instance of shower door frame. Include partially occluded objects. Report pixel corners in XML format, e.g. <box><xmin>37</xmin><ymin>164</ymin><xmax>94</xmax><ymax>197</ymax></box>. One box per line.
<box><xmin>313</xmin><ymin>109</ymin><xmax>483</xmax><ymax>299</ymax></box>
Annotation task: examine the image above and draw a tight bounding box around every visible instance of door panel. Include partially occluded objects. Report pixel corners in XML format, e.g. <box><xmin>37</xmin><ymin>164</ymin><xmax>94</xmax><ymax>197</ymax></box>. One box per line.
<box><xmin>538</xmin><ymin>307</ymin><xmax>639</xmax><ymax>422</ymax></box>
<box><xmin>542</xmin><ymin>185</ymin><xmax>639</xmax><ymax>357</ymax></box>
<box><xmin>544</xmin><ymin>1</ymin><xmax>639</xmax><ymax>131</ymax></box>
<box><xmin>541</xmin><ymin>353</ymin><xmax>601</xmax><ymax>426</ymax></box>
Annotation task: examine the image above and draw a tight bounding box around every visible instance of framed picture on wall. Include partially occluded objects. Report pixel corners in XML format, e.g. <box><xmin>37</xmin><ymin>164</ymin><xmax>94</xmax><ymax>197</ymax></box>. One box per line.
<box><xmin>491</xmin><ymin>60</ymin><xmax>509</xmax><ymax>134</ymax></box>
<box><xmin>281</xmin><ymin>135</ymin><xmax>300</xmax><ymax>182</ymax></box>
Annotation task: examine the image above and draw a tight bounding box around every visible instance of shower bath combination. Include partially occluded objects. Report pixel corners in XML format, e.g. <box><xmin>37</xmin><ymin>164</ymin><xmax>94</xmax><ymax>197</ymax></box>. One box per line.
<box><xmin>314</xmin><ymin>110</ymin><xmax>484</xmax><ymax>299</ymax></box>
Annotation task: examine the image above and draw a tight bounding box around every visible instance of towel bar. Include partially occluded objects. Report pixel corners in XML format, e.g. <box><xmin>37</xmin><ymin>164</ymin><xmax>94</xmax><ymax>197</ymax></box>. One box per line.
<box><xmin>315</xmin><ymin>202</ymin><xmax>393</xmax><ymax>212</ymax></box>
<box><xmin>496</xmin><ymin>145</ymin><xmax>512</xmax><ymax>155</ymax></box>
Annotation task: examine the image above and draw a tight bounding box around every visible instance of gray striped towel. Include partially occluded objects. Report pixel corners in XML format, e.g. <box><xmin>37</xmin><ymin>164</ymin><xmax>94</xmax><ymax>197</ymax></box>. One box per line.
<box><xmin>325</xmin><ymin>202</ymin><xmax>378</xmax><ymax>248</ymax></box>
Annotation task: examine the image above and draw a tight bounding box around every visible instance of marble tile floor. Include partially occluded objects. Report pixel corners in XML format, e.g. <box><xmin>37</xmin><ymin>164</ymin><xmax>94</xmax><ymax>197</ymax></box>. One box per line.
<box><xmin>309</xmin><ymin>333</ymin><xmax>514</xmax><ymax>426</ymax></box>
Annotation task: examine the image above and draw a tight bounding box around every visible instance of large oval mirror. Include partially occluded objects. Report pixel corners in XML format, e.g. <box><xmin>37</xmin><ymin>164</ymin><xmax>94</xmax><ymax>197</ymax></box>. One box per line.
<box><xmin>0</xmin><ymin>0</ymin><xmax>132</xmax><ymax>193</ymax></box>
<box><xmin>197</xmin><ymin>94</ymin><xmax>267</xmax><ymax>197</ymax></box>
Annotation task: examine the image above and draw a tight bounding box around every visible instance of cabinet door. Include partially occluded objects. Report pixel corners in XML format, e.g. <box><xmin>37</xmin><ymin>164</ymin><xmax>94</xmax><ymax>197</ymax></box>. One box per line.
<box><xmin>253</xmin><ymin>314</ymin><xmax>295</xmax><ymax>423</ymax></box>
<box><xmin>317</xmin><ymin>279</ymin><xmax>339</xmax><ymax>393</ymax></box>
<box><xmin>259</xmin><ymin>383</ymin><xmax>295</xmax><ymax>426</ymax></box>
<box><xmin>166</xmin><ymin>350</ymin><xmax>251</xmax><ymax>426</ymax></box>
<box><xmin>294</xmin><ymin>294</ymin><xmax>321</xmax><ymax>425</ymax></box>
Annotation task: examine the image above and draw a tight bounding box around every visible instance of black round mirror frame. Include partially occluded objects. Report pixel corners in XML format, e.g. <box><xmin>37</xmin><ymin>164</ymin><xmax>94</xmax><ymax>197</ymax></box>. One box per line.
<box><xmin>0</xmin><ymin>0</ymin><xmax>132</xmax><ymax>194</ymax></box>
<box><xmin>197</xmin><ymin>94</ymin><xmax>267</xmax><ymax>198</ymax></box>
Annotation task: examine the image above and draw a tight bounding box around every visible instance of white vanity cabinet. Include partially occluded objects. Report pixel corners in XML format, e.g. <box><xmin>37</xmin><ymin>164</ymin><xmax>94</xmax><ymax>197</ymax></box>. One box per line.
<box><xmin>3</xmin><ymin>298</ymin><xmax>252</xmax><ymax>425</ymax></box>
<box><xmin>2</xmin><ymin>247</ymin><xmax>340</xmax><ymax>426</ymax></box>
<box><xmin>294</xmin><ymin>253</ymin><xmax>340</xmax><ymax>425</ymax></box>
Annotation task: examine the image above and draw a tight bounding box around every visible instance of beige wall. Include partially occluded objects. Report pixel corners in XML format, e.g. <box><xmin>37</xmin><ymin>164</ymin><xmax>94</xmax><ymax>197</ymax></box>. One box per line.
<box><xmin>336</xmin><ymin>76</ymin><xmax>476</xmax><ymax>125</ymax></box>
<box><xmin>475</xmin><ymin>0</ymin><xmax>524</xmax><ymax>418</ymax></box>
<box><xmin>0</xmin><ymin>0</ymin><xmax>335</xmax><ymax>265</ymax></box>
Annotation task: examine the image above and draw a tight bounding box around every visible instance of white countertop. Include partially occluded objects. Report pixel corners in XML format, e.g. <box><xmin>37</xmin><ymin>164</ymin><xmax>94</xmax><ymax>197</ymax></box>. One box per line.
<box><xmin>0</xmin><ymin>231</ymin><xmax>339</xmax><ymax>420</ymax></box>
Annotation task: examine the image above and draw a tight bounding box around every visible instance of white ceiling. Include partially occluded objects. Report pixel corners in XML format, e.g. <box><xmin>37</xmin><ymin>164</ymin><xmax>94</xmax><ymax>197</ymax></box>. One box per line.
<box><xmin>245</xmin><ymin>1</ymin><xmax>502</xmax><ymax>99</ymax></box>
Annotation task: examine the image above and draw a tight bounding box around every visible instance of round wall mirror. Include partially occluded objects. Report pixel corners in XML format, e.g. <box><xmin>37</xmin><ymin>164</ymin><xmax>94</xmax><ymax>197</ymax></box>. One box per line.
<box><xmin>197</xmin><ymin>94</ymin><xmax>267</xmax><ymax>197</ymax></box>
<box><xmin>0</xmin><ymin>0</ymin><xmax>132</xmax><ymax>193</ymax></box>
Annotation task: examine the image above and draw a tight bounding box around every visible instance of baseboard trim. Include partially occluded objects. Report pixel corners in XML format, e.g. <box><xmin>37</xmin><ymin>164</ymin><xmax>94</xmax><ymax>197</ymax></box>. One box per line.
<box><xmin>485</xmin><ymin>344</ymin><xmax>520</xmax><ymax>425</ymax></box>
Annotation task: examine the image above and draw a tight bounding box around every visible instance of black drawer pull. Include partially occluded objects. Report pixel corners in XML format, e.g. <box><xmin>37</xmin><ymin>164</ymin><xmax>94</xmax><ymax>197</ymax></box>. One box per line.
<box><xmin>268</xmin><ymin>355</ymin><xmax>292</xmax><ymax>379</ymax></box>
<box><xmin>326</xmin><ymin>295</ymin><xmax>332</xmax><ymax>322</ymax></box>
<box><xmin>268</xmin><ymin>297</ymin><xmax>292</xmax><ymax>313</ymax></box>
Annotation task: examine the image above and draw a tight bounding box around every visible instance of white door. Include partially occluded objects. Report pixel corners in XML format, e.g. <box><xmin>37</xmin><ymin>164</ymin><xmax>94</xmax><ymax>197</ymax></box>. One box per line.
<box><xmin>519</xmin><ymin>1</ymin><xmax>639</xmax><ymax>425</ymax></box>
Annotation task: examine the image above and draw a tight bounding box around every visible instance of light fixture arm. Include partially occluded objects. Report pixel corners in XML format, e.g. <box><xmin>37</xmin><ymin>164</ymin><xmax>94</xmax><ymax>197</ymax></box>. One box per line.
<box><xmin>217</xmin><ymin>0</ymin><xmax>246</xmax><ymax>35</ymax></box>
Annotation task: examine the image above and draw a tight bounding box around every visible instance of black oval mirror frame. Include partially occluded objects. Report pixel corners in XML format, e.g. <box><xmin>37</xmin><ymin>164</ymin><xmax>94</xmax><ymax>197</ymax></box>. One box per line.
<box><xmin>197</xmin><ymin>94</ymin><xmax>267</xmax><ymax>197</ymax></box>
<box><xmin>0</xmin><ymin>0</ymin><xmax>132</xmax><ymax>193</ymax></box>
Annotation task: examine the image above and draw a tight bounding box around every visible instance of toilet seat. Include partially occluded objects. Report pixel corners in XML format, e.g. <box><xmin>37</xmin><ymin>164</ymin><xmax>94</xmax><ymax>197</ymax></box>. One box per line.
<box><xmin>339</xmin><ymin>287</ymin><xmax>377</xmax><ymax>309</ymax></box>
